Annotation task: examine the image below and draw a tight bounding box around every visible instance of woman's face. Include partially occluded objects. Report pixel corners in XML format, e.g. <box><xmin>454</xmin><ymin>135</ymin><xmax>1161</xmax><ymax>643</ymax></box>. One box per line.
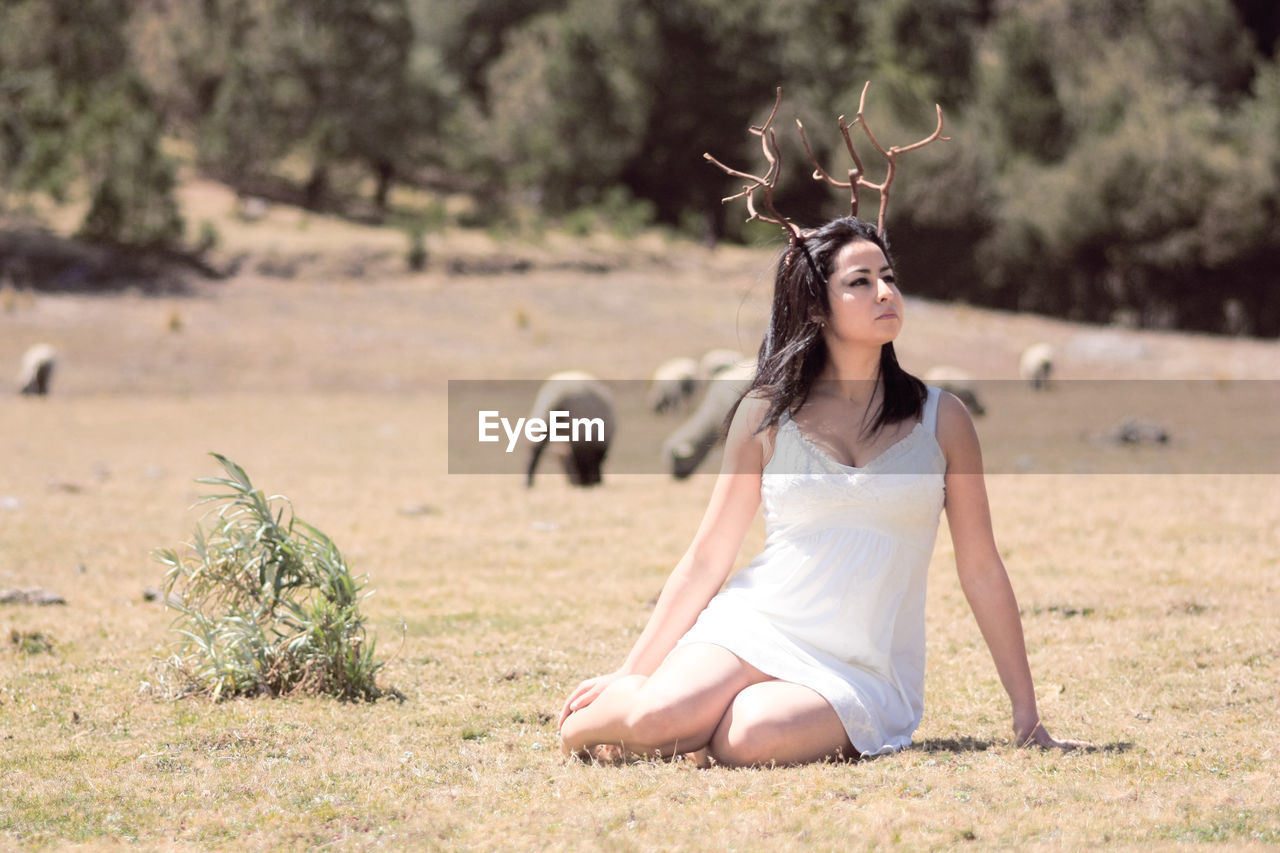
<box><xmin>820</xmin><ymin>239</ymin><xmax>903</xmax><ymax>346</ymax></box>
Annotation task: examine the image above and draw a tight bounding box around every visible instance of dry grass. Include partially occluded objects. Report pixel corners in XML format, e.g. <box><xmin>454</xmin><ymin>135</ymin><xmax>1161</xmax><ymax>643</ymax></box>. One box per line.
<box><xmin>2</xmin><ymin>199</ymin><xmax>1279</xmax><ymax>849</ymax></box>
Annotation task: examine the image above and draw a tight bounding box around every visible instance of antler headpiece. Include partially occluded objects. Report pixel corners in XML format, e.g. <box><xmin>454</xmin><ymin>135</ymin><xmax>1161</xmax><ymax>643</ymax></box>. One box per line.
<box><xmin>704</xmin><ymin>83</ymin><xmax>948</xmax><ymax>241</ymax></box>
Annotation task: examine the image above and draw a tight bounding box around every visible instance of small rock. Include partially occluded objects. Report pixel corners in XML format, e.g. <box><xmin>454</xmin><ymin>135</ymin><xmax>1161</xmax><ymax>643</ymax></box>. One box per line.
<box><xmin>0</xmin><ymin>496</ymin><xmax>20</xmax><ymax>511</ymax></box>
<box><xmin>0</xmin><ymin>587</ymin><xmax>67</xmax><ymax>606</ymax></box>
<box><xmin>1108</xmin><ymin>418</ymin><xmax>1169</xmax><ymax>445</ymax></box>
<box><xmin>397</xmin><ymin>503</ymin><xmax>439</xmax><ymax>517</ymax></box>
<box><xmin>143</xmin><ymin>587</ymin><xmax>183</xmax><ymax>608</ymax></box>
<box><xmin>236</xmin><ymin>195</ymin><xmax>269</xmax><ymax>222</ymax></box>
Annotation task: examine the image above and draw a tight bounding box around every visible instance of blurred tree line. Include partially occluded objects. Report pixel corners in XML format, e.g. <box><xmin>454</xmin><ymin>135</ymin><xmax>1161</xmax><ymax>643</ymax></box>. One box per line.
<box><xmin>2</xmin><ymin>0</ymin><xmax>1279</xmax><ymax>334</ymax></box>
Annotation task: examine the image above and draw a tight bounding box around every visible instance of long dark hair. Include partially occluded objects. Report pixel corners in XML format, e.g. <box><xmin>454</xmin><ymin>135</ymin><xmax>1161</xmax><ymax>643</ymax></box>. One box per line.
<box><xmin>745</xmin><ymin>216</ymin><xmax>925</xmax><ymax>435</ymax></box>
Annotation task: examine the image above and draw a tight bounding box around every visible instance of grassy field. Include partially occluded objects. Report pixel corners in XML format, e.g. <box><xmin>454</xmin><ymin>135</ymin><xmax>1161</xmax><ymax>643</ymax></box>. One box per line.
<box><xmin>2</xmin><ymin>191</ymin><xmax>1279</xmax><ymax>849</ymax></box>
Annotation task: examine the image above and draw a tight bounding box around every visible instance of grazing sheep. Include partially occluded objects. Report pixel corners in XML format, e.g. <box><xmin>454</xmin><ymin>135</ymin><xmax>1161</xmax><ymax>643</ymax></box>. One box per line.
<box><xmin>698</xmin><ymin>348</ymin><xmax>746</xmax><ymax>379</ymax></box>
<box><xmin>1019</xmin><ymin>342</ymin><xmax>1054</xmax><ymax>390</ymax></box>
<box><xmin>18</xmin><ymin>343</ymin><xmax>56</xmax><ymax>396</ymax></box>
<box><xmin>648</xmin><ymin>356</ymin><xmax>700</xmax><ymax>414</ymax></box>
<box><xmin>922</xmin><ymin>366</ymin><xmax>986</xmax><ymax>416</ymax></box>
<box><xmin>526</xmin><ymin>371</ymin><xmax>616</xmax><ymax>487</ymax></box>
<box><xmin>663</xmin><ymin>361</ymin><xmax>756</xmax><ymax>479</ymax></box>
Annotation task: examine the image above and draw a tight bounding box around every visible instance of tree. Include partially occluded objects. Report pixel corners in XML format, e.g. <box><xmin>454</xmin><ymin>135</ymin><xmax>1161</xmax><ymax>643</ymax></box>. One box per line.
<box><xmin>1</xmin><ymin>0</ymin><xmax>183</xmax><ymax>246</ymax></box>
<box><xmin>481</xmin><ymin>0</ymin><xmax>650</xmax><ymax>212</ymax></box>
<box><xmin>1145</xmin><ymin>0</ymin><xmax>1258</xmax><ymax>102</ymax></box>
<box><xmin>140</xmin><ymin>0</ymin><xmax>422</xmax><ymax>214</ymax></box>
<box><xmin>869</xmin><ymin>0</ymin><xmax>985</xmax><ymax>110</ymax></box>
<box><xmin>981</xmin><ymin>11</ymin><xmax>1072</xmax><ymax>163</ymax></box>
<box><xmin>276</xmin><ymin>0</ymin><xmax>418</xmax><ymax>212</ymax></box>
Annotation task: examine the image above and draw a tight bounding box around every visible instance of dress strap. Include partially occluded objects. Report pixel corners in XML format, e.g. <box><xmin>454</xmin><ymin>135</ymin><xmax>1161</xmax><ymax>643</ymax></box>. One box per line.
<box><xmin>922</xmin><ymin>385</ymin><xmax>942</xmax><ymax>435</ymax></box>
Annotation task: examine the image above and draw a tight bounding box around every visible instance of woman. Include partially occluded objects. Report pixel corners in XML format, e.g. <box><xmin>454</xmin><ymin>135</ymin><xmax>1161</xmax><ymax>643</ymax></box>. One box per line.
<box><xmin>559</xmin><ymin>217</ymin><xmax>1080</xmax><ymax>766</ymax></box>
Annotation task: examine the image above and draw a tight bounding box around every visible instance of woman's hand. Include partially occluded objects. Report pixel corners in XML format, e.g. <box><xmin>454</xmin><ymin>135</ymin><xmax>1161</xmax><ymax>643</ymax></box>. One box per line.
<box><xmin>1014</xmin><ymin>718</ymin><xmax>1093</xmax><ymax>750</ymax></box>
<box><xmin>558</xmin><ymin>671</ymin><xmax>624</xmax><ymax>730</ymax></box>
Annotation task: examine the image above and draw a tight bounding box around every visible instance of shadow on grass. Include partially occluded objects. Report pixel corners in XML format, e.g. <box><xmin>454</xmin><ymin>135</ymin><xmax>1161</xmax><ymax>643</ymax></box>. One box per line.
<box><xmin>1080</xmin><ymin>741</ymin><xmax>1134</xmax><ymax>754</ymax></box>
<box><xmin>0</xmin><ymin>226</ymin><xmax>225</xmax><ymax>295</ymax></box>
<box><xmin>909</xmin><ymin>737</ymin><xmax>994</xmax><ymax>753</ymax></box>
<box><xmin>566</xmin><ymin>737</ymin><xmax>1137</xmax><ymax>768</ymax></box>
<box><xmin>909</xmin><ymin>737</ymin><xmax>1135</xmax><ymax>755</ymax></box>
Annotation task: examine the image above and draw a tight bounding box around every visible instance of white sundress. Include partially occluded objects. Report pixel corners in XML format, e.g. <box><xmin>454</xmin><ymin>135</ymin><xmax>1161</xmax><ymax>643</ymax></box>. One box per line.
<box><xmin>676</xmin><ymin>385</ymin><xmax>947</xmax><ymax>755</ymax></box>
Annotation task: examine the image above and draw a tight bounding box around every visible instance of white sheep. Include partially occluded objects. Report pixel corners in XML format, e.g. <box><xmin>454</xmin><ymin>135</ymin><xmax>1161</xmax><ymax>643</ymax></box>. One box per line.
<box><xmin>1019</xmin><ymin>342</ymin><xmax>1054</xmax><ymax>390</ymax></box>
<box><xmin>663</xmin><ymin>361</ymin><xmax>756</xmax><ymax>479</ymax></box>
<box><xmin>922</xmin><ymin>366</ymin><xmax>985</xmax><ymax>416</ymax></box>
<box><xmin>647</xmin><ymin>356</ymin><xmax>699</xmax><ymax>414</ymax></box>
<box><xmin>18</xmin><ymin>343</ymin><xmax>56</xmax><ymax>396</ymax></box>
<box><xmin>525</xmin><ymin>371</ymin><xmax>616</xmax><ymax>487</ymax></box>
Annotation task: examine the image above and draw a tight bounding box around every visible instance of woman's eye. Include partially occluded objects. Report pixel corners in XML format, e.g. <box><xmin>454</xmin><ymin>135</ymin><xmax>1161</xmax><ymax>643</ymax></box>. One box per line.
<box><xmin>883</xmin><ymin>275</ymin><xmax>896</xmax><ymax>285</ymax></box>
<box><xmin>849</xmin><ymin>277</ymin><xmax>870</xmax><ymax>287</ymax></box>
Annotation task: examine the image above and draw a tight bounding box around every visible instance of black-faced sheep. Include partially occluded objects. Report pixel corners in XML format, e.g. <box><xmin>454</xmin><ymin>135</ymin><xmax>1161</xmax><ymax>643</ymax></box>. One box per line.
<box><xmin>1019</xmin><ymin>343</ymin><xmax>1054</xmax><ymax>390</ymax></box>
<box><xmin>922</xmin><ymin>366</ymin><xmax>986</xmax><ymax>416</ymax></box>
<box><xmin>663</xmin><ymin>361</ymin><xmax>755</xmax><ymax>479</ymax></box>
<box><xmin>18</xmin><ymin>343</ymin><xmax>56</xmax><ymax>396</ymax></box>
<box><xmin>526</xmin><ymin>371</ymin><xmax>616</xmax><ymax>487</ymax></box>
<box><xmin>647</xmin><ymin>356</ymin><xmax>699</xmax><ymax>414</ymax></box>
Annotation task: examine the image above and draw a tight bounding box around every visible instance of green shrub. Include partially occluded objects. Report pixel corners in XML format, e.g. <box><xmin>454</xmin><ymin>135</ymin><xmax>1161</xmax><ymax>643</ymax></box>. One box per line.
<box><xmin>597</xmin><ymin>186</ymin><xmax>656</xmax><ymax>238</ymax></box>
<box><xmin>152</xmin><ymin>454</ymin><xmax>389</xmax><ymax>701</ymax></box>
<box><xmin>405</xmin><ymin>226</ymin><xmax>428</xmax><ymax>272</ymax></box>
<box><xmin>10</xmin><ymin>629</ymin><xmax>54</xmax><ymax>656</ymax></box>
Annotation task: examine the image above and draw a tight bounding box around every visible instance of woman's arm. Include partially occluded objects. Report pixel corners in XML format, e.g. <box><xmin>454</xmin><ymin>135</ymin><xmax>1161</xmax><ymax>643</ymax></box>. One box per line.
<box><xmin>558</xmin><ymin>394</ymin><xmax>770</xmax><ymax>725</ymax></box>
<box><xmin>935</xmin><ymin>392</ymin><xmax>1078</xmax><ymax>748</ymax></box>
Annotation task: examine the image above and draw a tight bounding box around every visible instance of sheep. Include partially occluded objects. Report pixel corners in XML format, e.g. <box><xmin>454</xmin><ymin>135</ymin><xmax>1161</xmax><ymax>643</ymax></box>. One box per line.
<box><xmin>922</xmin><ymin>365</ymin><xmax>986</xmax><ymax>417</ymax></box>
<box><xmin>647</xmin><ymin>356</ymin><xmax>699</xmax><ymax>414</ymax></box>
<box><xmin>18</xmin><ymin>343</ymin><xmax>56</xmax><ymax>396</ymax></box>
<box><xmin>525</xmin><ymin>371</ymin><xmax>616</xmax><ymax>487</ymax></box>
<box><xmin>698</xmin><ymin>348</ymin><xmax>746</xmax><ymax>379</ymax></box>
<box><xmin>663</xmin><ymin>361</ymin><xmax>756</xmax><ymax>479</ymax></box>
<box><xmin>1019</xmin><ymin>342</ymin><xmax>1054</xmax><ymax>390</ymax></box>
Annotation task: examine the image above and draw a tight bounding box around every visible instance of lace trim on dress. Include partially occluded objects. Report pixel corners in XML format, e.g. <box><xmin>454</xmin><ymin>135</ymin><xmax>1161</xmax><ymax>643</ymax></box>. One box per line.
<box><xmin>785</xmin><ymin>418</ymin><xmax>930</xmax><ymax>472</ymax></box>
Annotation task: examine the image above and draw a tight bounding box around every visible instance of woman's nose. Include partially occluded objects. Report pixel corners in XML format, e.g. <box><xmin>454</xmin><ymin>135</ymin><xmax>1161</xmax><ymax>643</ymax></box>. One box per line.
<box><xmin>876</xmin><ymin>279</ymin><xmax>894</xmax><ymax>300</ymax></box>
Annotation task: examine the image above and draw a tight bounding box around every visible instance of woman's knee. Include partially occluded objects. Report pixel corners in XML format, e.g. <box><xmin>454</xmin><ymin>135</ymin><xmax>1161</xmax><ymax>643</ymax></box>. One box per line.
<box><xmin>622</xmin><ymin>695</ymin><xmax>705</xmax><ymax>750</ymax></box>
<box><xmin>707</xmin><ymin>685</ymin><xmax>854</xmax><ymax>767</ymax></box>
<box><xmin>708</xmin><ymin>697</ymin><xmax>782</xmax><ymax>767</ymax></box>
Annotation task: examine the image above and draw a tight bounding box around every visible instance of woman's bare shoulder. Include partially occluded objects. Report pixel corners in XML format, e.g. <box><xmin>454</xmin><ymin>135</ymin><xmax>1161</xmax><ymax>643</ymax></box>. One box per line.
<box><xmin>934</xmin><ymin>390</ymin><xmax>983</xmax><ymax>473</ymax></box>
<box><xmin>728</xmin><ymin>390</ymin><xmax>776</xmax><ymax>463</ymax></box>
<box><xmin>737</xmin><ymin>388</ymin><xmax>772</xmax><ymax>421</ymax></box>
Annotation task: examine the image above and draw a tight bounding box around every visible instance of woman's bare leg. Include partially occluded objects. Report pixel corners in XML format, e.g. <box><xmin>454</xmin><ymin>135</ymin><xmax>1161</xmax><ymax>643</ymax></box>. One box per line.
<box><xmin>708</xmin><ymin>680</ymin><xmax>856</xmax><ymax>767</ymax></box>
<box><xmin>560</xmin><ymin>643</ymin><xmax>770</xmax><ymax>760</ymax></box>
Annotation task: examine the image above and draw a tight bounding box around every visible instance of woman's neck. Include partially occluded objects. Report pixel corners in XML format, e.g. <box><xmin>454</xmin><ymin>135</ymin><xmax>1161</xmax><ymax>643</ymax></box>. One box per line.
<box><xmin>815</xmin><ymin>344</ymin><xmax>882</xmax><ymax>408</ymax></box>
<box><xmin>819</xmin><ymin>344</ymin><xmax>881</xmax><ymax>382</ymax></box>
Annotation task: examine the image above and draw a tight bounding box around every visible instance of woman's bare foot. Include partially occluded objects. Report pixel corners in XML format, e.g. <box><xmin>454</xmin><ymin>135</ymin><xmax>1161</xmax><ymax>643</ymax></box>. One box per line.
<box><xmin>589</xmin><ymin>743</ymin><xmax>626</xmax><ymax>763</ymax></box>
<box><xmin>562</xmin><ymin>741</ymin><xmax>626</xmax><ymax>763</ymax></box>
<box><xmin>680</xmin><ymin>748</ymin><xmax>712</xmax><ymax>768</ymax></box>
